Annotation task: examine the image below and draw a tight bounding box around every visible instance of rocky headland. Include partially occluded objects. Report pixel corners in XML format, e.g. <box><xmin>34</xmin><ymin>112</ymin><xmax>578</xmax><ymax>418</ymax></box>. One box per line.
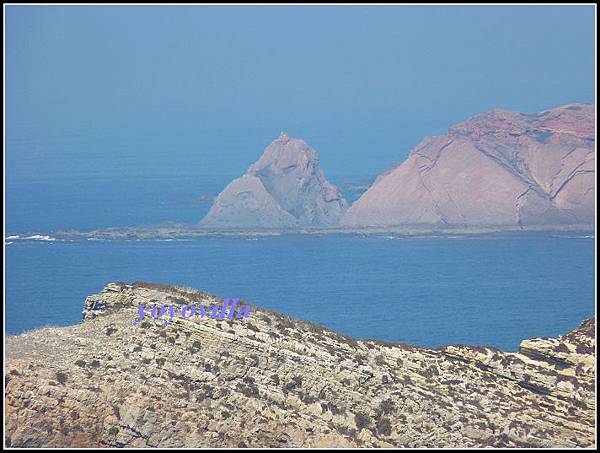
<box><xmin>5</xmin><ymin>282</ymin><xmax>596</xmax><ymax>448</ymax></box>
<box><xmin>342</xmin><ymin>103</ymin><xmax>595</xmax><ymax>228</ymax></box>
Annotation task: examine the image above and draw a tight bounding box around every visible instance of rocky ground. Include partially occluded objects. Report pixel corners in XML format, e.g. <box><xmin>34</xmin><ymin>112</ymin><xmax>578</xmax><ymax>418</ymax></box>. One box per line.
<box><xmin>4</xmin><ymin>282</ymin><xmax>596</xmax><ymax>448</ymax></box>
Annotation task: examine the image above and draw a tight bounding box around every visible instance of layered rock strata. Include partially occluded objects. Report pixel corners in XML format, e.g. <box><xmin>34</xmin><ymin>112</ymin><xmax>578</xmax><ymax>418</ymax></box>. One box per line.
<box><xmin>5</xmin><ymin>282</ymin><xmax>596</xmax><ymax>447</ymax></box>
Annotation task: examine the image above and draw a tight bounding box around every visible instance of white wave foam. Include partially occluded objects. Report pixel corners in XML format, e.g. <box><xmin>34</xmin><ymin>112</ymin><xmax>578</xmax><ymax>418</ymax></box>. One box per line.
<box><xmin>23</xmin><ymin>235</ymin><xmax>56</xmax><ymax>241</ymax></box>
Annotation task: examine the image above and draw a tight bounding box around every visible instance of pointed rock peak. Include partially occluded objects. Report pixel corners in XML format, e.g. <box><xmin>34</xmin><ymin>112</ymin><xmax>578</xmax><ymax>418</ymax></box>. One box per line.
<box><xmin>273</xmin><ymin>131</ymin><xmax>293</xmax><ymax>146</ymax></box>
<box><xmin>201</xmin><ymin>134</ymin><xmax>348</xmax><ymax>229</ymax></box>
<box><xmin>249</xmin><ymin>133</ymin><xmax>316</xmax><ymax>175</ymax></box>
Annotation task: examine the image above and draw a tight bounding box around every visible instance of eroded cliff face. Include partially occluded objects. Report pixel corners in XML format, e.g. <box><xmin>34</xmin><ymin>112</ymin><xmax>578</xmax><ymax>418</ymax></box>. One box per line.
<box><xmin>5</xmin><ymin>282</ymin><xmax>596</xmax><ymax>448</ymax></box>
<box><xmin>201</xmin><ymin>133</ymin><xmax>347</xmax><ymax>229</ymax></box>
<box><xmin>342</xmin><ymin>103</ymin><xmax>595</xmax><ymax>228</ymax></box>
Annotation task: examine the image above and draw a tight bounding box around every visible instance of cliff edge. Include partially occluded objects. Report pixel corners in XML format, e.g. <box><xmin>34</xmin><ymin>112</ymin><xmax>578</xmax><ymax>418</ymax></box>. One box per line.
<box><xmin>5</xmin><ymin>282</ymin><xmax>596</xmax><ymax>448</ymax></box>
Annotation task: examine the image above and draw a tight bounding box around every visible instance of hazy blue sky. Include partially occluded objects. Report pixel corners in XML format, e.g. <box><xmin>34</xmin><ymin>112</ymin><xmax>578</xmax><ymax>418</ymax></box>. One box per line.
<box><xmin>5</xmin><ymin>5</ymin><xmax>596</xmax><ymax>180</ymax></box>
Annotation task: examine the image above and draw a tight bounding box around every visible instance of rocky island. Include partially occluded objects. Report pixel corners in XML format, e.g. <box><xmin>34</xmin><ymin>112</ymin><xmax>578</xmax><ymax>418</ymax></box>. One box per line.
<box><xmin>200</xmin><ymin>133</ymin><xmax>348</xmax><ymax>228</ymax></box>
<box><xmin>200</xmin><ymin>103</ymin><xmax>595</xmax><ymax>232</ymax></box>
<box><xmin>342</xmin><ymin>103</ymin><xmax>595</xmax><ymax>228</ymax></box>
<box><xmin>6</xmin><ymin>103</ymin><xmax>595</xmax><ymax>242</ymax></box>
<box><xmin>5</xmin><ymin>282</ymin><xmax>596</xmax><ymax>448</ymax></box>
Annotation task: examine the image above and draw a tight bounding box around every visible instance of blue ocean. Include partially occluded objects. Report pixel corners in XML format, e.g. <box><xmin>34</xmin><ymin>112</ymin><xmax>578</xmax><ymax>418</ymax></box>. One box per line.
<box><xmin>5</xmin><ymin>175</ymin><xmax>595</xmax><ymax>351</ymax></box>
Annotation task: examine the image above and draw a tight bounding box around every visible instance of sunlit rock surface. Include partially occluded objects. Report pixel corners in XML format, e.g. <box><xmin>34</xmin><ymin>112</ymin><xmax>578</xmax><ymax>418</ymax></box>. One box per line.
<box><xmin>342</xmin><ymin>103</ymin><xmax>595</xmax><ymax>228</ymax></box>
<box><xmin>201</xmin><ymin>133</ymin><xmax>347</xmax><ymax>229</ymax></box>
<box><xmin>5</xmin><ymin>282</ymin><xmax>596</xmax><ymax>448</ymax></box>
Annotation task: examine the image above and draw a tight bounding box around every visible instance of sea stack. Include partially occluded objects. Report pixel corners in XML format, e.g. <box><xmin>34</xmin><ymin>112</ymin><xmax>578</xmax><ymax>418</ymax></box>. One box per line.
<box><xmin>201</xmin><ymin>133</ymin><xmax>347</xmax><ymax>229</ymax></box>
<box><xmin>342</xmin><ymin>103</ymin><xmax>595</xmax><ymax>228</ymax></box>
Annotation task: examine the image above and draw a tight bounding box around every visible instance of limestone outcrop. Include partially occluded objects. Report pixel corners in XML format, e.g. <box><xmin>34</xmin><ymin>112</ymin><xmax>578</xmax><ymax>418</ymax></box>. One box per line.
<box><xmin>5</xmin><ymin>282</ymin><xmax>596</xmax><ymax>447</ymax></box>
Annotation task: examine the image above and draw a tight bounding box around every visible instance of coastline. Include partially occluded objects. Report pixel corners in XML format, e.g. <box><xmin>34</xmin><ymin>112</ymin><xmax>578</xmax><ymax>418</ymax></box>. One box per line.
<box><xmin>6</xmin><ymin>223</ymin><xmax>596</xmax><ymax>242</ymax></box>
<box><xmin>5</xmin><ymin>282</ymin><xmax>596</xmax><ymax>448</ymax></box>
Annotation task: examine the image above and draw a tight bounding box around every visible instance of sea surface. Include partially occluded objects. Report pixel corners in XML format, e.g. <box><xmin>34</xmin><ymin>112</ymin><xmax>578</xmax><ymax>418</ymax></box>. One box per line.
<box><xmin>5</xmin><ymin>175</ymin><xmax>596</xmax><ymax>351</ymax></box>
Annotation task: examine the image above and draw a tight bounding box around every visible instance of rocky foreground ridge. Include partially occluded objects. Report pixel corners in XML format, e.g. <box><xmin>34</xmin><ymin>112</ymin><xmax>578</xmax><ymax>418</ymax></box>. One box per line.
<box><xmin>201</xmin><ymin>133</ymin><xmax>347</xmax><ymax>228</ymax></box>
<box><xmin>342</xmin><ymin>103</ymin><xmax>595</xmax><ymax>228</ymax></box>
<box><xmin>5</xmin><ymin>282</ymin><xmax>596</xmax><ymax>448</ymax></box>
